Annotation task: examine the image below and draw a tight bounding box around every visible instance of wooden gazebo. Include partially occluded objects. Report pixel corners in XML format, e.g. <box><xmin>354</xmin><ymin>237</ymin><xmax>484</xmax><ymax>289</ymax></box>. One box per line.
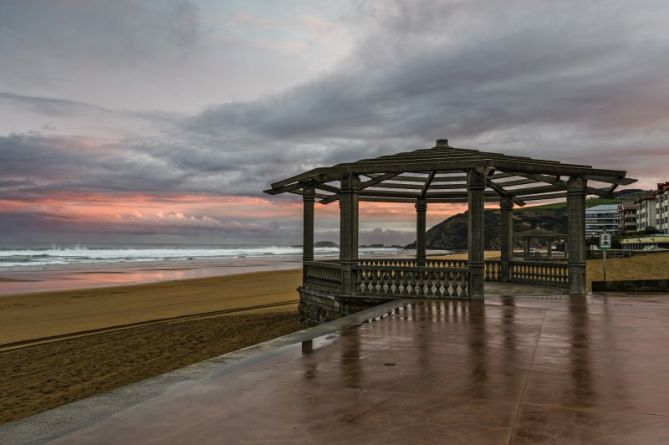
<box><xmin>265</xmin><ymin>139</ymin><xmax>635</xmax><ymax>324</ymax></box>
<box><xmin>515</xmin><ymin>227</ymin><xmax>568</xmax><ymax>260</ymax></box>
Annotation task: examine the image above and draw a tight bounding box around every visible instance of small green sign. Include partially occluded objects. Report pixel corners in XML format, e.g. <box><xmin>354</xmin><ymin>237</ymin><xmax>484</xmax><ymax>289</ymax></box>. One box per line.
<box><xmin>600</xmin><ymin>233</ymin><xmax>612</xmax><ymax>250</ymax></box>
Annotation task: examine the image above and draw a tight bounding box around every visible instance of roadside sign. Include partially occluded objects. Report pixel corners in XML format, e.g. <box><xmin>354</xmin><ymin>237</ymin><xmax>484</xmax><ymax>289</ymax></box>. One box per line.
<box><xmin>600</xmin><ymin>233</ymin><xmax>612</xmax><ymax>250</ymax></box>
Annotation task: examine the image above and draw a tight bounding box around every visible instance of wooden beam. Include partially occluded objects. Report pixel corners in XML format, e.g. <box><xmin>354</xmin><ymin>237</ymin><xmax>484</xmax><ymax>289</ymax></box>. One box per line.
<box><xmin>487</xmin><ymin>179</ymin><xmax>526</xmax><ymax>206</ymax></box>
<box><xmin>419</xmin><ymin>171</ymin><xmax>436</xmax><ymax>199</ymax></box>
<box><xmin>359</xmin><ymin>197</ymin><xmax>417</xmax><ymax>203</ymax></box>
<box><xmin>292</xmin><ymin>190</ymin><xmax>329</xmax><ymax>199</ymax></box>
<box><xmin>359</xmin><ymin>172</ymin><xmax>400</xmax><ymax>189</ymax></box>
<box><xmin>392</xmin><ymin>172</ymin><xmax>514</xmax><ymax>183</ymax></box>
<box><xmin>519</xmin><ymin>192</ymin><xmax>568</xmax><ymax>201</ymax></box>
<box><xmin>585</xmin><ymin>175</ymin><xmax>636</xmax><ymax>185</ymax></box>
<box><xmin>366</xmin><ymin>182</ymin><xmax>424</xmax><ymax>190</ymax></box>
<box><xmin>421</xmin><ymin>183</ymin><xmax>467</xmax><ymax>190</ymax></box>
<box><xmin>490</xmin><ymin>178</ymin><xmax>537</xmax><ymax>187</ymax></box>
<box><xmin>510</xmin><ymin>184</ymin><xmax>563</xmax><ymax>196</ymax></box>
<box><xmin>319</xmin><ymin>194</ymin><xmax>339</xmax><ymax>204</ymax></box>
<box><xmin>263</xmin><ymin>182</ymin><xmax>303</xmax><ymax>195</ymax></box>
<box><xmin>313</xmin><ymin>182</ymin><xmax>340</xmax><ymax>193</ymax></box>
<box><xmin>270</xmin><ymin>168</ymin><xmax>324</xmax><ymax>189</ymax></box>
<box><xmin>513</xmin><ymin>172</ymin><xmax>618</xmax><ymax>197</ymax></box>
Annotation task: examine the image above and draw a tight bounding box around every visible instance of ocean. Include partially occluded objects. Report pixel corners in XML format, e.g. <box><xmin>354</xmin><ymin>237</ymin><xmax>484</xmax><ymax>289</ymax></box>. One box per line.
<box><xmin>0</xmin><ymin>244</ymin><xmax>403</xmax><ymax>270</ymax></box>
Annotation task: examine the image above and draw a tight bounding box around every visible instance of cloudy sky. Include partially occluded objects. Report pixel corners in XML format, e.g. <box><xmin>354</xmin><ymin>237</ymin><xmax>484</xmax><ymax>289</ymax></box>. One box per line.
<box><xmin>1</xmin><ymin>0</ymin><xmax>668</xmax><ymax>246</ymax></box>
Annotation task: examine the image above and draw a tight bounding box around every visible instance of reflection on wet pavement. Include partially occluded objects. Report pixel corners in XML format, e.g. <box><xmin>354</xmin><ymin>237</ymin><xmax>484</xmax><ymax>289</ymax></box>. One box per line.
<box><xmin>39</xmin><ymin>294</ymin><xmax>669</xmax><ymax>444</ymax></box>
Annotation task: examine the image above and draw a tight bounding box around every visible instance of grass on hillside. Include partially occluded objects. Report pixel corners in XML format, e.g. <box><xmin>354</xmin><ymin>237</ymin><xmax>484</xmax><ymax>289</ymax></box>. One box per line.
<box><xmin>516</xmin><ymin>197</ymin><xmax>623</xmax><ymax>211</ymax></box>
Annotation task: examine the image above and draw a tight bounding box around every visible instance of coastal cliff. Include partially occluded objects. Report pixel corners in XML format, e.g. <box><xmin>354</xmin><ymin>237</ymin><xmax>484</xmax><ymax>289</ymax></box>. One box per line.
<box><xmin>406</xmin><ymin>207</ymin><xmax>568</xmax><ymax>250</ymax></box>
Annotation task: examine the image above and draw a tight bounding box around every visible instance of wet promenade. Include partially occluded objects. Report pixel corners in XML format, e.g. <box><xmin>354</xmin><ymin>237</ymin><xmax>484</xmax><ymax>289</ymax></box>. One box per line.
<box><xmin>4</xmin><ymin>292</ymin><xmax>669</xmax><ymax>444</ymax></box>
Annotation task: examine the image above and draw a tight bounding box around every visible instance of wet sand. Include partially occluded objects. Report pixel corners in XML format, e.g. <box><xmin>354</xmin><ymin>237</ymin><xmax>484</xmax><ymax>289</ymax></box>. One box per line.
<box><xmin>0</xmin><ymin>311</ymin><xmax>303</xmax><ymax>424</ymax></box>
<box><xmin>0</xmin><ymin>257</ymin><xmax>303</xmax><ymax>296</ymax></box>
<box><xmin>0</xmin><ymin>268</ymin><xmax>303</xmax><ymax>345</ymax></box>
<box><xmin>0</xmin><ymin>268</ymin><xmax>305</xmax><ymax>423</ymax></box>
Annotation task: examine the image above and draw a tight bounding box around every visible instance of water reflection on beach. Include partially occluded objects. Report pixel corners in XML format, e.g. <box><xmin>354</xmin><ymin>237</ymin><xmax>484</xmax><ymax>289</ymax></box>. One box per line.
<box><xmin>0</xmin><ymin>248</ymin><xmax>449</xmax><ymax>296</ymax></box>
<box><xmin>0</xmin><ymin>258</ymin><xmax>303</xmax><ymax>296</ymax></box>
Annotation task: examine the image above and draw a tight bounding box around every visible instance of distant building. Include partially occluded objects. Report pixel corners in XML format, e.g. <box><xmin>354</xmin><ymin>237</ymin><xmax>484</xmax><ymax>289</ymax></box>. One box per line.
<box><xmin>618</xmin><ymin>201</ymin><xmax>638</xmax><ymax>233</ymax></box>
<box><xmin>585</xmin><ymin>204</ymin><xmax>620</xmax><ymax>238</ymax></box>
<box><xmin>656</xmin><ymin>182</ymin><xmax>669</xmax><ymax>234</ymax></box>
<box><xmin>621</xmin><ymin>235</ymin><xmax>669</xmax><ymax>251</ymax></box>
<box><xmin>635</xmin><ymin>195</ymin><xmax>657</xmax><ymax>232</ymax></box>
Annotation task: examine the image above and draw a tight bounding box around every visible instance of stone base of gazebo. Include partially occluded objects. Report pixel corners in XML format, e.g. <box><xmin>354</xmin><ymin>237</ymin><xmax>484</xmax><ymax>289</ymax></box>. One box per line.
<box><xmin>298</xmin><ymin>257</ymin><xmax>574</xmax><ymax>325</ymax></box>
<box><xmin>298</xmin><ymin>287</ymin><xmax>394</xmax><ymax>326</ymax></box>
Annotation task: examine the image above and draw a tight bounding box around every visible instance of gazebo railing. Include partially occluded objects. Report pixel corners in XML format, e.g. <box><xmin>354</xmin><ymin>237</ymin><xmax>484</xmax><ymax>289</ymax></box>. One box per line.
<box><xmin>354</xmin><ymin>264</ymin><xmax>469</xmax><ymax>298</ymax></box>
<box><xmin>509</xmin><ymin>260</ymin><xmax>568</xmax><ymax>286</ymax></box>
<box><xmin>303</xmin><ymin>261</ymin><xmax>343</xmax><ymax>292</ymax></box>
<box><xmin>484</xmin><ymin>260</ymin><xmax>502</xmax><ymax>281</ymax></box>
<box><xmin>483</xmin><ymin>259</ymin><xmax>568</xmax><ymax>286</ymax></box>
<box><xmin>358</xmin><ymin>258</ymin><xmax>468</xmax><ymax>269</ymax></box>
<box><xmin>303</xmin><ymin>257</ymin><xmax>569</xmax><ymax>298</ymax></box>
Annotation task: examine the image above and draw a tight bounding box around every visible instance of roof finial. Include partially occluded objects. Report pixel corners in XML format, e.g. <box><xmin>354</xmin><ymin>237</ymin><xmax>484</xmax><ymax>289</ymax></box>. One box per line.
<box><xmin>435</xmin><ymin>138</ymin><xmax>449</xmax><ymax>148</ymax></box>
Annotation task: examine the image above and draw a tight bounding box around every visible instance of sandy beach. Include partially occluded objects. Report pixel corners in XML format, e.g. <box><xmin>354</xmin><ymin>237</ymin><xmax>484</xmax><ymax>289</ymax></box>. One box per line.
<box><xmin>0</xmin><ymin>268</ymin><xmax>305</xmax><ymax>423</ymax></box>
<box><xmin>3</xmin><ymin>251</ymin><xmax>669</xmax><ymax>424</ymax></box>
<box><xmin>0</xmin><ymin>268</ymin><xmax>304</xmax><ymax>345</ymax></box>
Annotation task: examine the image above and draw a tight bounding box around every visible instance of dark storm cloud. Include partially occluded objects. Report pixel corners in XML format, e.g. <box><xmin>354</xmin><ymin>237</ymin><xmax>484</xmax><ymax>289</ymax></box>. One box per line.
<box><xmin>187</xmin><ymin>0</ymin><xmax>669</xmax><ymax>178</ymax></box>
<box><xmin>2</xmin><ymin>0</ymin><xmax>669</xmax><ymax>244</ymax></box>
<box><xmin>0</xmin><ymin>134</ymin><xmax>188</xmax><ymax>196</ymax></box>
<box><xmin>4</xmin><ymin>0</ymin><xmax>669</xmax><ymax>204</ymax></box>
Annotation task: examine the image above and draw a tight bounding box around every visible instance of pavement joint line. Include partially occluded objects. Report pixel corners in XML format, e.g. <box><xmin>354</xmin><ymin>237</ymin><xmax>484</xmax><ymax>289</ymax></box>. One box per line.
<box><xmin>507</xmin><ymin>308</ymin><xmax>548</xmax><ymax>444</ymax></box>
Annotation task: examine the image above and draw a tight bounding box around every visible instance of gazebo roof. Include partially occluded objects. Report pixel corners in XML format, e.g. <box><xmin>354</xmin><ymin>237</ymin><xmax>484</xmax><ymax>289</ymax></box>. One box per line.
<box><xmin>265</xmin><ymin>139</ymin><xmax>636</xmax><ymax>206</ymax></box>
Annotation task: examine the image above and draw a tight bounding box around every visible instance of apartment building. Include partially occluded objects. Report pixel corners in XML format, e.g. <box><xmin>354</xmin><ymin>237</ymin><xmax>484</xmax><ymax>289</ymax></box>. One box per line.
<box><xmin>586</xmin><ymin>204</ymin><xmax>620</xmax><ymax>238</ymax></box>
<box><xmin>618</xmin><ymin>201</ymin><xmax>638</xmax><ymax>233</ymax></box>
<box><xmin>656</xmin><ymin>182</ymin><xmax>669</xmax><ymax>233</ymax></box>
<box><xmin>636</xmin><ymin>196</ymin><xmax>657</xmax><ymax>232</ymax></box>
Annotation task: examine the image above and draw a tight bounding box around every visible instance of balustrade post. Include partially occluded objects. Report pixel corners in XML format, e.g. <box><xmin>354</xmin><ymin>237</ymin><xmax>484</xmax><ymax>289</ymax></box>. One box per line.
<box><xmin>340</xmin><ymin>173</ymin><xmax>360</xmax><ymax>295</ymax></box>
<box><xmin>416</xmin><ymin>198</ymin><xmax>427</xmax><ymax>267</ymax></box>
<box><xmin>500</xmin><ymin>196</ymin><xmax>513</xmax><ymax>282</ymax></box>
<box><xmin>567</xmin><ymin>176</ymin><xmax>587</xmax><ymax>296</ymax></box>
<box><xmin>467</xmin><ymin>168</ymin><xmax>487</xmax><ymax>299</ymax></box>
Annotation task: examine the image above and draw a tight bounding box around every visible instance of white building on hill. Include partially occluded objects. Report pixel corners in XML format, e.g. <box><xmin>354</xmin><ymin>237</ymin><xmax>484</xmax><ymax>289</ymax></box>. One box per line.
<box><xmin>585</xmin><ymin>204</ymin><xmax>621</xmax><ymax>238</ymax></box>
<box><xmin>656</xmin><ymin>182</ymin><xmax>669</xmax><ymax>233</ymax></box>
<box><xmin>636</xmin><ymin>195</ymin><xmax>658</xmax><ymax>232</ymax></box>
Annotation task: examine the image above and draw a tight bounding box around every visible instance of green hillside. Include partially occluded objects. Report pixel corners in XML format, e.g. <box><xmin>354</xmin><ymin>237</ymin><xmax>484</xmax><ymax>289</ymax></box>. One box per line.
<box><xmin>518</xmin><ymin>198</ymin><xmax>623</xmax><ymax>211</ymax></box>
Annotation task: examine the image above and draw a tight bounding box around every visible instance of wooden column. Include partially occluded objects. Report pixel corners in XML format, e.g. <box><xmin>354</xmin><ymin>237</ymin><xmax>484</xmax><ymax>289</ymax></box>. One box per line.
<box><xmin>302</xmin><ymin>186</ymin><xmax>315</xmax><ymax>263</ymax></box>
<box><xmin>499</xmin><ymin>196</ymin><xmax>513</xmax><ymax>282</ymax></box>
<box><xmin>467</xmin><ymin>169</ymin><xmax>486</xmax><ymax>299</ymax></box>
<box><xmin>567</xmin><ymin>176</ymin><xmax>587</xmax><ymax>296</ymax></box>
<box><xmin>340</xmin><ymin>173</ymin><xmax>360</xmax><ymax>294</ymax></box>
<box><xmin>416</xmin><ymin>198</ymin><xmax>427</xmax><ymax>267</ymax></box>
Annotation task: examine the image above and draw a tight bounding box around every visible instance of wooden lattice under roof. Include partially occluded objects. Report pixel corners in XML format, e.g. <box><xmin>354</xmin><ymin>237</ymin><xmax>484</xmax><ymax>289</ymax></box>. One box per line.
<box><xmin>264</xmin><ymin>139</ymin><xmax>637</xmax><ymax>206</ymax></box>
